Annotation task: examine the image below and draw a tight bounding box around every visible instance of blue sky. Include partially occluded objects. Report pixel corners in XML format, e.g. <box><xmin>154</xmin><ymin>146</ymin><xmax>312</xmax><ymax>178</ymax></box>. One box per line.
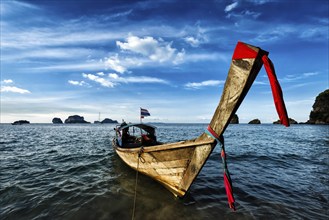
<box><xmin>1</xmin><ymin>0</ymin><xmax>328</xmax><ymax>123</ymax></box>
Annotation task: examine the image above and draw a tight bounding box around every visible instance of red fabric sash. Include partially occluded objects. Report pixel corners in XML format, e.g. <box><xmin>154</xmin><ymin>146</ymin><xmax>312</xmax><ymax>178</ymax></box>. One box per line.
<box><xmin>262</xmin><ymin>55</ymin><xmax>290</xmax><ymax>126</ymax></box>
<box><xmin>232</xmin><ymin>42</ymin><xmax>290</xmax><ymax>127</ymax></box>
<box><xmin>223</xmin><ymin>173</ymin><xmax>235</xmax><ymax>210</ymax></box>
<box><xmin>209</xmin><ymin>42</ymin><xmax>290</xmax><ymax>211</ymax></box>
<box><xmin>207</xmin><ymin>125</ymin><xmax>236</xmax><ymax>210</ymax></box>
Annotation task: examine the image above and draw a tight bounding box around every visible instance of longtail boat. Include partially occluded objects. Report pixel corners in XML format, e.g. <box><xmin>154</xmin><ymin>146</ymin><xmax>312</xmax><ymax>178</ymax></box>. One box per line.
<box><xmin>112</xmin><ymin>42</ymin><xmax>290</xmax><ymax>210</ymax></box>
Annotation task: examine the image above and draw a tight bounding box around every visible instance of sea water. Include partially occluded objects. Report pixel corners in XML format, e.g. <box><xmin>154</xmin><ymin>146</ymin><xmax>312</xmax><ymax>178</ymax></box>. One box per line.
<box><xmin>0</xmin><ymin>123</ymin><xmax>328</xmax><ymax>220</ymax></box>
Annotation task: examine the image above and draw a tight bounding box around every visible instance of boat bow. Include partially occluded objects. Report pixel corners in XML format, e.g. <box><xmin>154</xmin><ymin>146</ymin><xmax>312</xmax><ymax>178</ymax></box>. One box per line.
<box><xmin>112</xmin><ymin>42</ymin><xmax>289</xmax><ymax>208</ymax></box>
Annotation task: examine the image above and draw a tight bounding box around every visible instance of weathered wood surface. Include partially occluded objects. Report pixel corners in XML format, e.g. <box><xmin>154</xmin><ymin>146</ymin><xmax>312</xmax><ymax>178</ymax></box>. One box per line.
<box><xmin>113</xmin><ymin>42</ymin><xmax>268</xmax><ymax>197</ymax></box>
<box><xmin>114</xmin><ymin>139</ymin><xmax>216</xmax><ymax>196</ymax></box>
<box><xmin>198</xmin><ymin>43</ymin><xmax>267</xmax><ymax>141</ymax></box>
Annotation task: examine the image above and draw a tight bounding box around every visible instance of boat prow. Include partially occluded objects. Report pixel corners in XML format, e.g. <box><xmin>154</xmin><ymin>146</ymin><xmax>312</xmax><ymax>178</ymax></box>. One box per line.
<box><xmin>112</xmin><ymin>42</ymin><xmax>290</xmax><ymax>207</ymax></box>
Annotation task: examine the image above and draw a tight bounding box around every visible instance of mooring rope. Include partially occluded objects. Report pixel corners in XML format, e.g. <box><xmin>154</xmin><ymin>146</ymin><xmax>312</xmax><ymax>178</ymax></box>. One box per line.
<box><xmin>132</xmin><ymin>147</ymin><xmax>144</xmax><ymax>220</ymax></box>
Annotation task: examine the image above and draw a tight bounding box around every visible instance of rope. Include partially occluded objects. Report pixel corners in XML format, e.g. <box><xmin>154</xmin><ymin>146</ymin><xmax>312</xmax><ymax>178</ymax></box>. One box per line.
<box><xmin>132</xmin><ymin>147</ymin><xmax>144</xmax><ymax>220</ymax></box>
<box><xmin>205</xmin><ymin>125</ymin><xmax>236</xmax><ymax>211</ymax></box>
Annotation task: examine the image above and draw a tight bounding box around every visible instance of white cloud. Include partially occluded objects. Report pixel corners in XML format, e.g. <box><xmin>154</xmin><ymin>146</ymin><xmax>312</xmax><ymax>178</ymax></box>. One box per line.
<box><xmin>116</xmin><ymin>35</ymin><xmax>184</xmax><ymax>63</ymax></box>
<box><xmin>185</xmin><ymin>80</ymin><xmax>224</xmax><ymax>89</ymax></box>
<box><xmin>184</xmin><ymin>25</ymin><xmax>208</xmax><ymax>48</ymax></box>
<box><xmin>104</xmin><ymin>54</ymin><xmax>127</xmax><ymax>73</ymax></box>
<box><xmin>96</xmin><ymin>72</ymin><xmax>105</xmax><ymax>76</ymax></box>
<box><xmin>246</xmin><ymin>0</ymin><xmax>272</xmax><ymax>5</ymax></box>
<box><xmin>1</xmin><ymin>0</ymin><xmax>40</xmax><ymax>16</ymax></box>
<box><xmin>82</xmin><ymin>73</ymin><xmax>115</xmax><ymax>87</ymax></box>
<box><xmin>255</xmin><ymin>25</ymin><xmax>295</xmax><ymax>42</ymax></box>
<box><xmin>81</xmin><ymin>72</ymin><xmax>169</xmax><ymax>88</ymax></box>
<box><xmin>1</xmin><ymin>86</ymin><xmax>31</xmax><ymax>94</ymax></box>
<box><xmin>225</xmin><ymin>2</ymin><xmax>238</xmax><ymax>12</ymax></box>
<box><xmin>68</xmin><ymin>80</ymin><xmax>88</xmax><ymax>86</ymax></box>
<box><xmin>303</xmin><ymin>72</ymin><xmax>319</xmax><ymax>77</ymax></box>
<box><xmin>117</xmin><ymin>76</ymin><xmax>169</xmax><ymax>84</ymax></box>
<box><xmin>300</xmin><ymin>27</ymin><xmax>328</xmax><ymax>41</ymax></box>
<box><xmin>109</xmin><ymin>73</ymin><xmax>119</xmax><ymax>79</ymax></box>
<box><xmin>184</xmin><ymin>52</ymin><xmax>228</xmax><ymax>62</ymax></box>
<box><xmin>107</xmin><ymin>72</ymin><xmax>168</xmax><ymax>84</ymax></box>
<box><xmin>2</xmin><ymin>79</ymin><xmax>13</xmax><ymax>84</ymax></box>
<box><xmin>282</xmin><ymin>71</ymin><xmax>320</xmax><ymax>82</ymax></box>
<box><xmin>2</xmin><ymin>48</ymin><xmax>96</xmax><ymax>62</ymax></box>
<box><xmin>32</xmin><ymin>62</ymin><xmax>104</xmax><ymax>72</ymax></box>
<box><xmin>253</xmin><ymin>80</ymin><xmax>268</xmax><ymax>85</ymax></box>
<box><xmin>184</xmin><ymin>36</ymin><xmax>200</xmax><ymax>47</ymax></box>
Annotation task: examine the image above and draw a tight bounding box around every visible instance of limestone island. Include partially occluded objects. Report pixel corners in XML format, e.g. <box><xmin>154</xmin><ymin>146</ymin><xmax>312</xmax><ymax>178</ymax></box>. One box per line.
<box><xmin>230</xmin><ymin>114</ymin><xmax>239</xmax><ymax>124</ymax></box>
<box><xmin>12</xmin><ymin>120</ymin><xmax>30</xmax><ymax>125</ymax></box>
<box><xmin>52</xmin><ymin>117</ymin><xmax>63</xmax><ymax>124</ymax></box>
<box><xmin>248</xmin><ymin>119</ymin><xmax>261</xmax><ymax>124</ymax></box>
<box><xmin>306</xmin><ymin>89</ymin><xmax>329</xmax><ymax>124</ymax></box>
<box><xmin>273</xmin><ymin>118</ymin><xmax>298</xmax><ymax>124</ymax></box>
<box><xmin>64</xmin><ymin>115</ymin><xmax>90</xmax><ymax>124</ymax></box>
<box><xmin>100</xmin><ymin>118</ymin><xmax>118</xmax><ymax>124</ymax></box>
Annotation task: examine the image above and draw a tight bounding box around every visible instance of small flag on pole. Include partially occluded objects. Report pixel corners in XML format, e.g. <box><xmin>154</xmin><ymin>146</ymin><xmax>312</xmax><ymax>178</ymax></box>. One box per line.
<box><xmin>141</xmin><ymin>108</ymin><xmax>150</xmax><ymax>119</ymax></box>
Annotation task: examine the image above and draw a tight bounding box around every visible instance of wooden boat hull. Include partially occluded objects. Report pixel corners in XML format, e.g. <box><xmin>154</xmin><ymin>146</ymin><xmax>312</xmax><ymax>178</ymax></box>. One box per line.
<box><xmin>112</xmin><ymin>42</ymin><xmax>289</xmax><ymax>200</ymax></box>
<box><xmin>113</xmin><ymin>138</ymin><xmax>216</xmax><ymax>197</ymax></box>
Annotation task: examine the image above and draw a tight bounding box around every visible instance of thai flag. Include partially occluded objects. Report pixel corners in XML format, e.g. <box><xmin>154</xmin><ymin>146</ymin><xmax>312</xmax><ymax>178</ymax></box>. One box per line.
<box><xmin>141</xmin><ymin>108</ymin><xmax>150</xmax><ymax>118</ymax></box>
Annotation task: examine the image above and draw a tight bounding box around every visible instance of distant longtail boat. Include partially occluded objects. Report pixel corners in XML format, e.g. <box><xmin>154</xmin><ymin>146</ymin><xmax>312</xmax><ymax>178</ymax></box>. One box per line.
<box><xmin>112</xmin><ymin>42</ymin><xmax>290</xmax><ymax>210</ymax></box>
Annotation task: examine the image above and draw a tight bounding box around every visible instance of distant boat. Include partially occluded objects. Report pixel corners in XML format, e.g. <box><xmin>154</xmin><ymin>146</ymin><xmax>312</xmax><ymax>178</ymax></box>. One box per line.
<box><xmin>112</xmin><ymin>42</ymin><xmax>290</xmax><ymax>210</ymax></box>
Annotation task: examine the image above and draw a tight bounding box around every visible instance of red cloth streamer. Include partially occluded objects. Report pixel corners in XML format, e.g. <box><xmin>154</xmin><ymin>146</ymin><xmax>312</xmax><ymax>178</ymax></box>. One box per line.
<box><xmin>262</xmin><ymin>55</ymin><xmax>290</xmax><ymax>127</ymax></box>
<box><xmin>232</xmin><ymin>41</ymin><xmax>289</xmax><ymax>127</ymax></box>
<box><xmin>209</xmin><ymin>42</ymin><xmax>290</xmax><ymax>211</ymax></box>
<box><xmin>223</xmin><ymin>173</ymin><xmax>236</xmax><ymax>210</ymax></box>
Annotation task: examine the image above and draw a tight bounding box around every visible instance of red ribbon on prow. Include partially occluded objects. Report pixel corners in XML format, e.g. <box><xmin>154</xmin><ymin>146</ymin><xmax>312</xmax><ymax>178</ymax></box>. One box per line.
<box><xmin>262</xmin><ymin>55</ymin><xmax>290</xmax><ymax>127</ymax></box>
<box><xmin>223</xmin><ymin>172</ymin><xmax>235</xmax><ymax>210</ymax></box>
<box><xmin>233</xmin><ymin>41</ymin><xmax>290</xmax><ymax>127</ymax></box>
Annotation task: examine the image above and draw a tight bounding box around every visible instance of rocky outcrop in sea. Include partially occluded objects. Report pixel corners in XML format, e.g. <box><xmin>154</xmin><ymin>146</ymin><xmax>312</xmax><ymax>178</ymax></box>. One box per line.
<box><xmin>248</xmin><ymin>119</ymin><xmax>261</xmax><ymax>124</ymax></box>
<box><xmin>307</xmin><ymin>89</ymin><xmax>329</xmax><ymax>124</ymax></box>
<box><xmin>52</xmin><ymin>118</ymin><xmax>63</xmax><ymax>124</ymax></box>
<box><xmin>64</xmin><ymin>115</ymin><xmax>90</xmax><ymax>124</ymax></box>
<box><xmin>101</xmin><ymin>118</ymin><xmax>118</xmax><ymax>124</ymax></box>
<box><xmin>12</xmin><ymin>120</ymin><xmax>30</xmax><ymax>125</ymax></box>
<box><xmin>273</xmin><ymin>118</ymin><xmax>298</xmax><ymax>124</ymax></box>
<box><xmin>230</xmin><ymin>114</ymin><xmax>239</xmax><ymax>124</ymax></box>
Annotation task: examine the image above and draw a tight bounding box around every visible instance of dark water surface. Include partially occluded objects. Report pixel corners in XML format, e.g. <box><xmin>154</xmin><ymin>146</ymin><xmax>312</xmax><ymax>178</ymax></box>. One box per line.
<box><xmin>1</xmin><ymin>124</ymin><xmax>328</xmax><ymax>220</ymax></box>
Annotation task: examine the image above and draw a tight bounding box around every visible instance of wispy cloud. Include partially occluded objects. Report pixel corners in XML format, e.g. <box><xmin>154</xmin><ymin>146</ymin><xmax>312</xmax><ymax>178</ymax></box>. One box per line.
<box><xmin>299</xmin><ymin>26</ymin><xmax>329</xmax><ymax>41</ymax></box>
<box><xmin>184</xmin><ymin>25</ymin><xmax>208</xmax><ymax>47</ymax></box>
<box><xmin>32</xmin><ymin>62</ymin><xmax>104</xmax><ymax>72</ymax></box>
<box><xmin>104</xmin><ymin>54</ymin><xmax>127</xmax><ymax>73</ymax></box>
<box><xmin>68</xmin><ymin>80</ymin><xmax>89</xmax><ymax>87</ymax></box>
<box><xmin>225</xmin><ymin>2</ymin><xmax>238</xmax><ymax>13</ymax></box>
<box><xmin>253</xmin><ymin>80</ymin><xmax>268</xmax><ymax>85</ymax></box>
<box><xmin>79</xmin><ymin>72</ymin><xmax>169</xmax><ymax>88</ymax></box>
<box><xmin>255</xmin><ymin>25</ymin><xmax>295</xmax><ymax>42</ymax></box>
<box><xmin>282</xmin><ymin>71</ymin><xmax>320</xmax><ymax>82</ymax></box>
<box><xmin>1</xmin><ymin>79</ymin><xmax>13</xmax><ymax>84</ymax></box>
<box><xmin>82</xmin><ymin>73</ymin><xmax>115</xmax><ymax>88</ymax></box>
<box><xmin>2</xmin><ymin>47</ymin><xmax>99</xmax><ymax>62</ymax></box>
<box><xmin>185</xmin><ymin>80</ymin><xmax>224</xmax><ymax>89</ymax></box>
<box><xmin>108</xmin><ymin>73</ymin><xmax>169</xmax><ymax>84</ymax></box>
<box><xmin>1</xmin><ymin>79</ymin><xmax>30</xmax><ymax>94</ymax></box>
<box><xmin>246</xmin><ymin>0</ymin><xmax>272</xmax><ymax>5</ymax></box>
<box><xmin>1</xmin><ymin>86</ymin><xmax>31</xmax><ymax>94</ymax></box>
<box><xmin>1</xmin><ymin>0</ymin><xmax>40</xmax><ymax>16</ymax></box>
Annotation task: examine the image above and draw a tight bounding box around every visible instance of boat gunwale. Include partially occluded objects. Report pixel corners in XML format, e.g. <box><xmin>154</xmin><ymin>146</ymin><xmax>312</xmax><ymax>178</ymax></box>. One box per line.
<box><xmin>113</xmin><ymin>137</ymin><xmax>216</xmax><ymax>153</ymax></box>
